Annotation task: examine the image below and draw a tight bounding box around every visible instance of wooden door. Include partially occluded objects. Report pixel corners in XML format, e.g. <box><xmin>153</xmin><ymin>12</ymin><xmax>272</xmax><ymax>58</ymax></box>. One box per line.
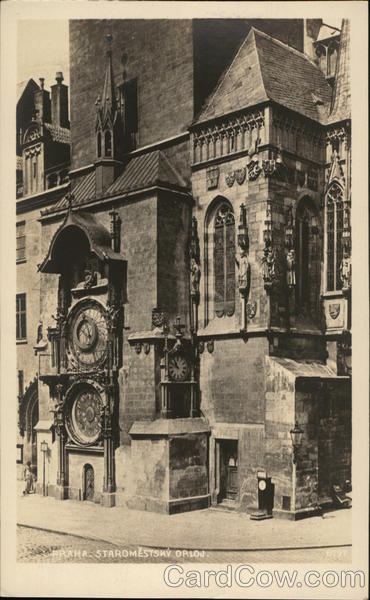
<box><xmin>84</xmin><ymin>464</ymin><xmax>94</xmax><ymax>501</ymax></box>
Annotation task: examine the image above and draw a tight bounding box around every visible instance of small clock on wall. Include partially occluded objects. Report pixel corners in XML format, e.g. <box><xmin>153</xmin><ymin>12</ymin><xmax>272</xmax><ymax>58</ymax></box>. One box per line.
<box><xmin>168</xmin><ymin>354</ymin><xmax>189</xmax><ymax>382</ymax></box>
<box><xmin>67</xmin><ymin>300</ymin><xmax>108</xmax><ymax>369</ymax></box>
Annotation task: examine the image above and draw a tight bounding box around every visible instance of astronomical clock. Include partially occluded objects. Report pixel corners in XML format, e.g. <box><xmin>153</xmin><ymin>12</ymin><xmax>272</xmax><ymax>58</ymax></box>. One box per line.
<box><xmin>66</xmin><ymin>299</ymin><xmax>108</xmax><ymax>371</ymax></box>
<box><xmin>38</xmin><ymin>207</ymin><xmax>125</xmax><ymax>505</ymax></box>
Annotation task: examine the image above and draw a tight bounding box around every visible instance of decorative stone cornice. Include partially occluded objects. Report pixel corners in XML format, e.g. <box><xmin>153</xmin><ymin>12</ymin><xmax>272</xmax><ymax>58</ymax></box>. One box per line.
<box><xmin>192</xmin><ymin>108</ymin><xmax>265</xmax><ymax>165</ymax></box>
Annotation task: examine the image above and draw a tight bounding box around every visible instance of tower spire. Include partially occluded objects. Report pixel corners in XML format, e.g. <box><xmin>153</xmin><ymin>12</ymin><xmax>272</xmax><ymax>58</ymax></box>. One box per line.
<box><xmin>97</xmin><ymin>34</ymin><xmax>118</xmax><ymax>127</ymax></box>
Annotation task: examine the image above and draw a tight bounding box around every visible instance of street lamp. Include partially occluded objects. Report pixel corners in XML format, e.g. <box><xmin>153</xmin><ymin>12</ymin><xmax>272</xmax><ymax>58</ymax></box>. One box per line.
<box><xmin>40</xmin><ymin>440</ymin><xmax>48</xmax><ymax>496</ymax></box>
<box><xmin>290</xmin><ymin>420</ymin><xmax>303</xmax><ymax>516</ymax></box>
<box><xmin>290</xmin><ymin>421</ymin><xmax>303</xmax><ymax>464</ymax></box>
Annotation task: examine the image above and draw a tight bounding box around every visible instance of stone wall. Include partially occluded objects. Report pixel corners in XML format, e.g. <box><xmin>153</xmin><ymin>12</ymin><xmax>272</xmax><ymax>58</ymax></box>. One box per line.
<box><xmin>69</xmin><ymin>20</ymin><xmax>195</xmax><ymax>170</ymax></box>
<box><xmin>127</xmin><ymin>437</ymin><xmax>169</xmax><ymax>512</ymax></box>
<box><xmin>169</xmin><ymin>433</ymin><xmax>208</xmax><ymax>500</ymax></box>
<box><xmin>157</xmin><ymin>191</ymin><xmax>192</xmax><ymax>329</ymax></box>
<box><xmin>295</xmin><ymin>378</ymin><xmax>351</xmax><ymax>508</ymax></box>
<box><xmin>265</xmin><ymin>355</ymin><xmax>295</xmax><ymax>512</ymax></box>
<box><xmin>200</xmin><ymin>336</ymin><xmax>268</xmax><ymax>424</ymax></box>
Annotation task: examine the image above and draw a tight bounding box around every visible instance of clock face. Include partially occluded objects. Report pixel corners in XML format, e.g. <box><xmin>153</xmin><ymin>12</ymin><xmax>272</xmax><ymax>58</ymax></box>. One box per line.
<box><xmin>68</xmin><ymin>301</ymin><xmax>108</xmax><ymax>369</ymax></box>
<box><xmin>71</xmin><ymin>388</ymin><xmax>102</xmax><ymax>445</ymax></box>
<box><xmin>168</xmin><ymin>354</ymin><xmax>189</xmax><ymax>381</ymax></box>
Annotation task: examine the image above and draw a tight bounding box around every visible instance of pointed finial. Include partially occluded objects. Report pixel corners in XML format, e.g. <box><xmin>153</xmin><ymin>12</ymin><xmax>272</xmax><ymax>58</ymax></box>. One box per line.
<box><xmin>39</xmin><ymin>78</ymin><xmax>45</xmax><ymax>90</ymax></box>
<box><xmin>65</xmin><ymin>191</ymin><xmax>74</xmax><ymax>211</ymax></box>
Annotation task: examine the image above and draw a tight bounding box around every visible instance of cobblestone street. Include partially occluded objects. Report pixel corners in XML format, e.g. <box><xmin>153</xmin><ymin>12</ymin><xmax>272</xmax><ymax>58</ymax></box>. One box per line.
<box><xmin>17</xmin><ymin>526</ymin><xmax>351</xmax><ymax>564</ymax></box>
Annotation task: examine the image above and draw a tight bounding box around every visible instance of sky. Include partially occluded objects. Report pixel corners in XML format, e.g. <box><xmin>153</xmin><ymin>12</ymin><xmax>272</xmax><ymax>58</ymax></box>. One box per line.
<box><xmin>16</xmin><ymin>17</ymin><xmax>343</xmax><ymax>93</ymax></box>
<box><xmin>17</xmin><ymin>20</ymin><xmax>69</xmax><ymax>90</ymax></box>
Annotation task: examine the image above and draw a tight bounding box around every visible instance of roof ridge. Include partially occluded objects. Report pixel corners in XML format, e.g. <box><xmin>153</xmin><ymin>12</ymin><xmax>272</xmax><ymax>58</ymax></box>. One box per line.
<box><xmin>251</xmin><ymin>26</ymin><xmax>322</xmax><ymax>71</ymax></box>
<box><xmin>157</xmin><ymin>150</ymin><xmax>187</xmax><ymax>188</ymax></box>
<box><xmin>251</xmin><ymin>28</ymin><xmax>269</xmax><ymax>101</ymax></box>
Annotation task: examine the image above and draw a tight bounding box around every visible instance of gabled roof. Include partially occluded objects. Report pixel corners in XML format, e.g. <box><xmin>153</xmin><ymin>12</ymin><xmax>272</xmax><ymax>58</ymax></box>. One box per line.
<box><xmin>17</xmin><ymin>78</ymin><xmax>39</xmax><ymax>103</ymax></box>
<box><xmin>328</xmin><ymin>19</ymin><xmax>350</xmax><ymax>124</ymax></box>
<box><xmin>316</xmin><ymin>23</ymin><xmax>341</xmax><ymax>42</ymax></box>
<box><xmin>196</xmin><ymin>27</ymin><xmax>332</xmax><ymax>125</ymax></box>
<box><xmin>41</xmin><ymin>150</ymin><xmax>188</xmax><ymax>216</ymax></box>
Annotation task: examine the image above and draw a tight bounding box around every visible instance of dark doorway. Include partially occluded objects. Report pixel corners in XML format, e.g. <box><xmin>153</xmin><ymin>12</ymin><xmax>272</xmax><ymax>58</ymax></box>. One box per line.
<box><xmin>258</xmin><ymin>476</ymin><xmax>275</xmax><ymax>515</ymax></box>
<box><xmin>219</xmin><ymin>440</ymin><xmax>238</xmax><ymax>502</ymax></box>
<box><xmin>83</xmin><ymin>464</ymin><xmax>94</xmax><ymax>501</ymax></box>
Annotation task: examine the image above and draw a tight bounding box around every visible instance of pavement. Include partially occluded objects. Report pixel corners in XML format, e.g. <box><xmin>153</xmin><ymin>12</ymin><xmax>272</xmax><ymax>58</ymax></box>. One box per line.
<box><xmin>17</xmin><ymin>526</ymin><xmax>351</xmax><ymax>563</ymax></box>
<box><xmin>17</xmin><ymin>483</ymin><xmax>351</xmax><ymax>552</ymax></box>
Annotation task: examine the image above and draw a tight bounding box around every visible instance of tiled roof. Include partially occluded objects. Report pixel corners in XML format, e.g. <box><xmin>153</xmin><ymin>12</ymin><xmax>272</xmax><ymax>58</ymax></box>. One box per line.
<box><xmin>44</xmin><ymin>123</ymin><xmax>71</xmax><ymax>144</ymax></box>
<box><xmin>196</xmin><ymin>27</ymin><xmax>332</xmax><ymax>124</ymax></box>
<box><xmin>41</xmin><ymin>150</ymin><xmax>188</xmax><ymax>216</ymax></box>
<box><xmin>106</xmin><ymin>150</ymin><xmax>188</xmax><ymax>196</ymax></box>
<box><xmin>328</xmin><ymin>19</ymin><xmax>350</xmax><ymax>124</ymax></box>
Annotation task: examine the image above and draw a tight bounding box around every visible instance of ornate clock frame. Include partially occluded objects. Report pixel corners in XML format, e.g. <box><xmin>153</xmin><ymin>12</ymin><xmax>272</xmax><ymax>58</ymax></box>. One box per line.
<box><xmin>38</xmin><ymin>206</ymin><xmax>125</xmax><ymax>505</ymax></box>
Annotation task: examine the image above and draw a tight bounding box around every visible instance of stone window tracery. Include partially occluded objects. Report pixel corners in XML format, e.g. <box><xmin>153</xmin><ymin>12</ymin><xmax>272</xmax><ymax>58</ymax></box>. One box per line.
<box><xmin>295</xmin><ymin>198</ymin><xmax>320</xmax><ymax>316</ymax></box>
<box><xmin>213</xmin><ymin>203</ymin><xmax>235</xmax><ymax>318</ymax></box>
<box><xmin>326</xmin><ymin>182</ymin><xmax>344</xmax><ymax>291</ymax></box>
<box><xmin>16</xmin><ymin>293</ymin><xmax>27</xmax><ymax>340</ymax></box>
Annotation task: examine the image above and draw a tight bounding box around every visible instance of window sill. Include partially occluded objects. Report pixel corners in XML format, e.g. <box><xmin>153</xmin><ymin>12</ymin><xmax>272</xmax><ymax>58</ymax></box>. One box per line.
<box><xmin>16</xmin><ymin>259</ymin><xmax>27</xmax><ymax>265</ymax></box>
<box><xmin>198</xmin><ymin>315</ymin><xmax>240</xmax><ymax>338</ymax></box>
<box><xmin>16</xmin><ymin>339</ymin><xmax>28</xmax><ymax>345</ymax></box>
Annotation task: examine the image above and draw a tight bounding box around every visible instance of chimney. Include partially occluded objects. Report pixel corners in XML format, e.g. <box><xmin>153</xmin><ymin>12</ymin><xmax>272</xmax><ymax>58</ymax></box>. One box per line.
<box><xmin>34</xmin><ymin>77</ymin><xmax>51</xmax><ymax>123</ymax></box>
<box><xmin>304</xmin><ymin>19</ymin><xmax>322</xmax><ymax>60</ymax></box>
<box><xmin>51</xmin><ymin>72</ymin><xmax>69</xmax><ymax>128</ymax></box>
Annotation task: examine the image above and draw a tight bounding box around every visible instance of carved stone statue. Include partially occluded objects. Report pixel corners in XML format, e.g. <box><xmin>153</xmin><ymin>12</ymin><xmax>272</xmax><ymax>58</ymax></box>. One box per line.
<box><xmin>262</xmin><ymin>242</ymin><xmax>276</xmax><ymax>289</ymax></box>
<box><xmin>190</xmin><ymin>258</ymin><xmax>201</xmax><ymax>295</ymax></box>
<box><xmin>236</xmin><ymin>248</ymin><xmax>250</xmax><ymax>292</ymax></box>
<box><xmin>340</xmin><ymin>250</ymin><xmax>351</xmax><ymax>290</ymax></box>
<box><xmin>286</xmin><ymin>248</ymin><xmax>296</xmax><ymax>288</ymax></box>
<box><xmin>36</xmin><ymin>320</ymin><xmax>43</xmax><ymax>343</ymax></box>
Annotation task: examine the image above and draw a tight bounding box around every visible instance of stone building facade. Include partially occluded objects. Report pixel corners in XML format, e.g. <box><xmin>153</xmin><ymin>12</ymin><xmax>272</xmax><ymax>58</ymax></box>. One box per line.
<box><xmin>17</xmin><ymin>18</ymin><xmax>351</xmax><ymax>519</ymax></box>
<box><xmin>16</xmin><ymin>75</ymin><xmax>71</xmax><ymax>479</ymax></box>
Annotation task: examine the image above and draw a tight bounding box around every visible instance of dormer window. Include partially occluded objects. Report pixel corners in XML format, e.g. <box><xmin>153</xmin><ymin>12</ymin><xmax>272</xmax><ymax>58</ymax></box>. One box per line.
<box><xmin>104</xmin><ymin>130</ymin><xmax>112</xmax><ymax>157</ymax></box>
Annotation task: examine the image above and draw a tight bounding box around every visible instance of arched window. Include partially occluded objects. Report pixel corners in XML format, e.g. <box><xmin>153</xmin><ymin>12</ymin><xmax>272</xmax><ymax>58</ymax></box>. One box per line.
<box><xmin>213</xmin><ymin>203</ymin><xmax>235</xmax><ymax>317</ymax></box>
<box><xmin>326</xmin><ymin>183</ymin><xmax>344</xmax><ymax>291</ymax></box>
<box><xmin>104</xmin><ymin>130</ymin><xmax>112</xmax><ymax>157</ymax></box>
<box><xmin>97</xmin><ymin>131</ymin><xmax>102</xmax><ymax>158</ymax></box>
<box><xmin>295</xmin><ymin>198</ymin><xmax>320</xmax><ymax>314</ymax></box>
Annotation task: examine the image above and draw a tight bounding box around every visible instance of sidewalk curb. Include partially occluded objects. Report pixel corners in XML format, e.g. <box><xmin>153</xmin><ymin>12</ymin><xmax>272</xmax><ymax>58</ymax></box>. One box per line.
<box><xmin>17</xmin><ymin>522</ymin><xmax>352</xmax><ymax>553</ymax></box>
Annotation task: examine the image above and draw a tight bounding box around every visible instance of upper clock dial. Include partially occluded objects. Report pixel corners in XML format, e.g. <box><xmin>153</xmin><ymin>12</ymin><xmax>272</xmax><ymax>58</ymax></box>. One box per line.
<box><xmin>168</xmin><ymin>355</ymin><xmax>189</xmax><ymax>381</ymax></box>
<box><xmin>68</xmin><ymin>301</ymin><xmax>108</xmax><ymax>369</ymax></box>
